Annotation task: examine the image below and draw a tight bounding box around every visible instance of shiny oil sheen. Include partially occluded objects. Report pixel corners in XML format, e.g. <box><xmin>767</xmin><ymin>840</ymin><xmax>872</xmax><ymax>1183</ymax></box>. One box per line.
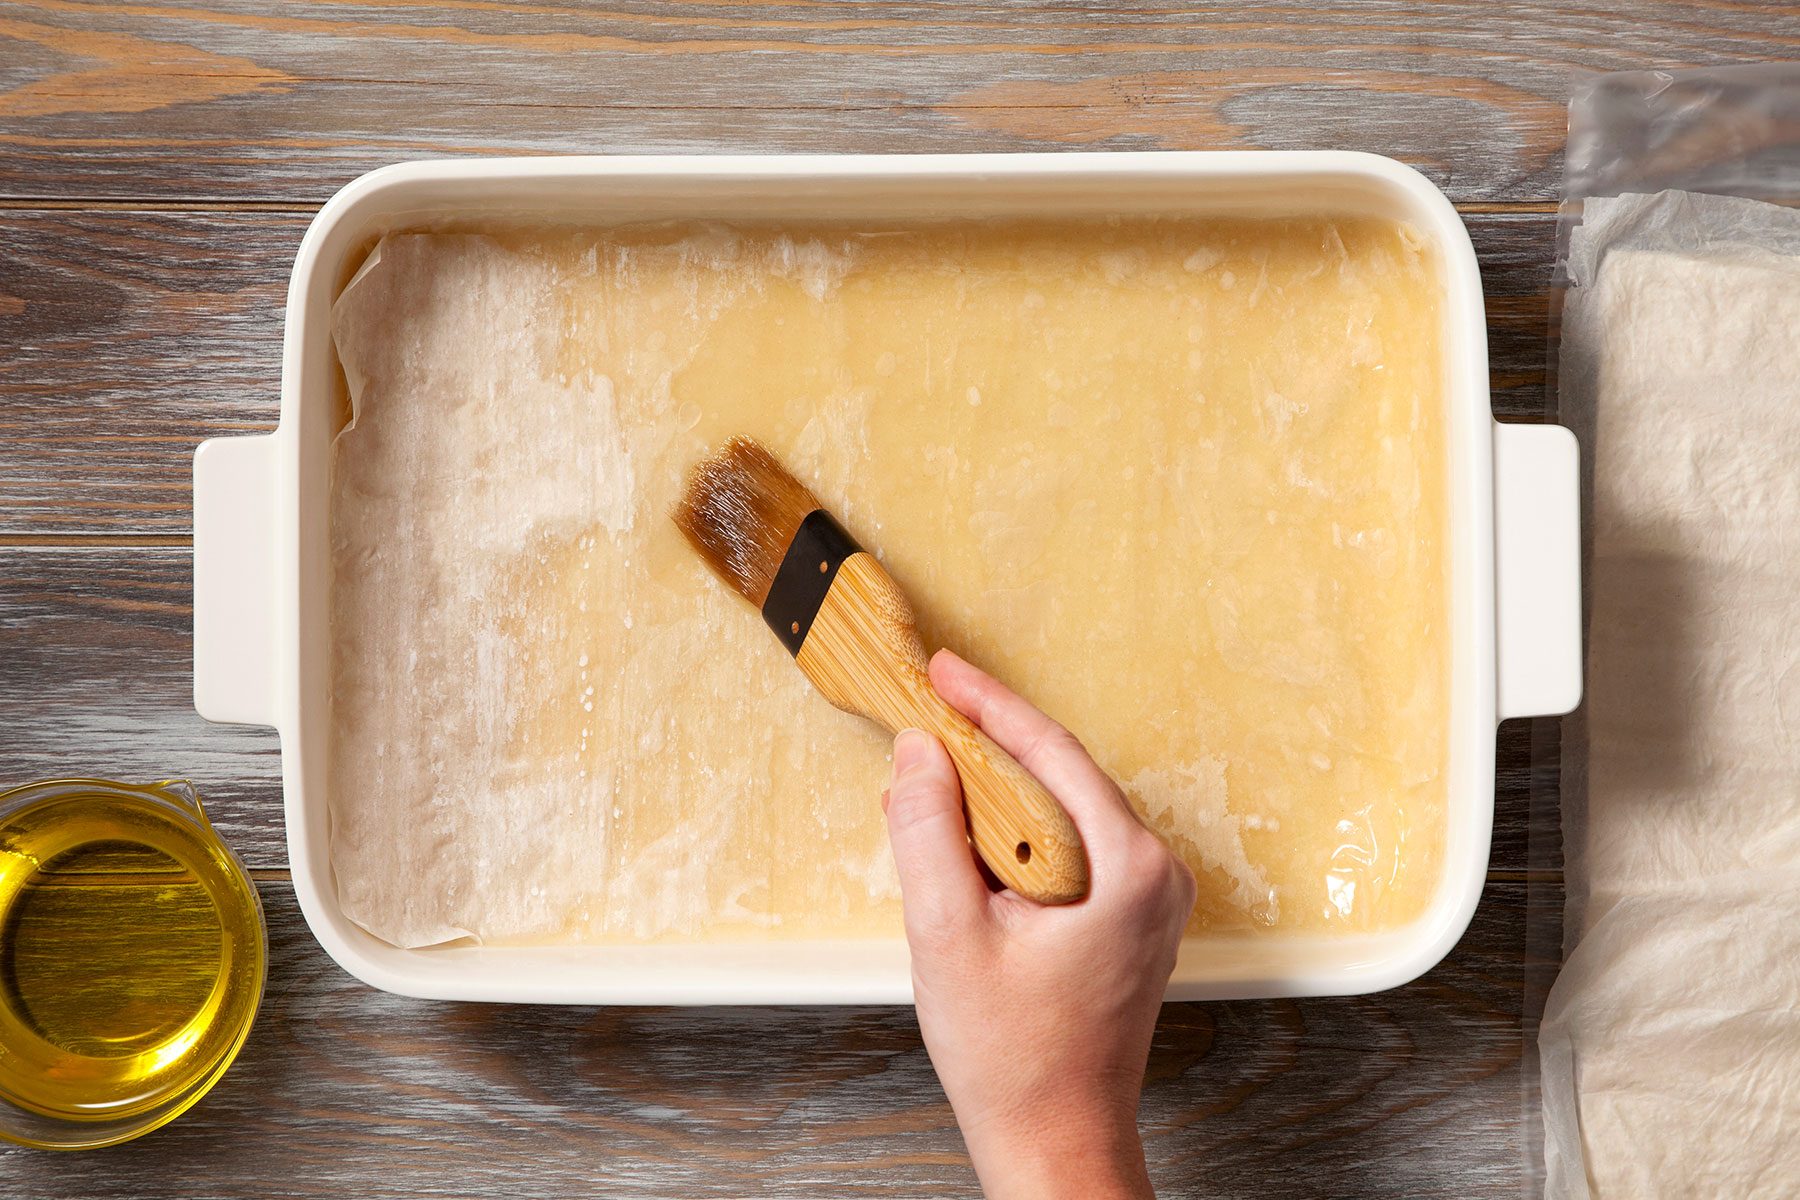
<box><xmin>0</xmin><ymin>782</ymin><xmax>263</xmax><ymax>1144</ymax></box>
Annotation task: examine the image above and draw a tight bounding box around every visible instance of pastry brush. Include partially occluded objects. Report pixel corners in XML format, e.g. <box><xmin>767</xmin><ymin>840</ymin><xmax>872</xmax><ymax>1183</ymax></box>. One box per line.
<box><xmin>673</xmin><ymin>436</ymin><xmax>1090</xmax><ymax>905</ymax></box>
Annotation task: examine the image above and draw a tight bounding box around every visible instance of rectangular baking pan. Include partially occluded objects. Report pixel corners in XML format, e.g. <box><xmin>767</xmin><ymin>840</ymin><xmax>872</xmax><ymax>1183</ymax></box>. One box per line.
<box><xmin>193</xmin><ymin>152</ymin><xmax>1581</xmax><ymax>1004</ymax></box>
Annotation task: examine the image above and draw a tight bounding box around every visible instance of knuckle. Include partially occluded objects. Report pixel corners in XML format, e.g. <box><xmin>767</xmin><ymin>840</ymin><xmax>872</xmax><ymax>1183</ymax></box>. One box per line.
<box><xmin>1172</xmin><ymin>857</ymin><xmax>1200</xmax><ymax>907</ymax></box>
<box><xmin>1021</xmin><ymin>720</ymin><xmax>1087</xmax><ymax>767</ymax></box>
<box><xmin>1131</xmin><ymin>829</ymin><xmax>1177</xmax><ymax>871</ymax></box>
<box><xmin>1114</xmin><ymin>832</ymin><xmax>1194</xmax><ymax>910</ymax></box>
<box><xmin>1166</xmin><ymin>862</ymin><xmax>1199</xmax><ymax>926</ymax></box>
<box><xmin>885</xmin><ymin>786</ymin><xmax>953</xmax><ymax>838</ymax></box>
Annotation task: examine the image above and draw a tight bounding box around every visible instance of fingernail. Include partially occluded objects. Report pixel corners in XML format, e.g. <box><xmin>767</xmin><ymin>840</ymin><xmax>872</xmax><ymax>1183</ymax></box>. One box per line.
<box><xmin>891</xmin><ymin>729</ymin><xmax>930</xmax><ymax>781</ymax></box>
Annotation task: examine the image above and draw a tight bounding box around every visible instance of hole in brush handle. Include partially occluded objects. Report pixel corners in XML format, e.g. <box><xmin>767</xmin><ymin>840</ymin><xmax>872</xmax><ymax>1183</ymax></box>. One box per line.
<box><xmin>1015</xmin><ymin>841</ymin><xmax>1032</xmax><ymax>864</ymax></box>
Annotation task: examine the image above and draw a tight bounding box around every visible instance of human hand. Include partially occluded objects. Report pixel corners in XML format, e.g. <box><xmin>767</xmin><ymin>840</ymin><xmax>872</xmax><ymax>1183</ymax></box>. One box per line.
<box><xmin>882</xmin><ymin>650</ymin><xmax>1198</xmax><ymax>1200</ymax></box>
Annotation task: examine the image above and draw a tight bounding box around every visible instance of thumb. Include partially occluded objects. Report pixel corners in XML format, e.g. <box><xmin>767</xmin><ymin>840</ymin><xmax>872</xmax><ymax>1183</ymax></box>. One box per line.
<box><xmin>884</xmin><ymin>728</ymin><xmax>988</xmax><ymax>932</ymax></box>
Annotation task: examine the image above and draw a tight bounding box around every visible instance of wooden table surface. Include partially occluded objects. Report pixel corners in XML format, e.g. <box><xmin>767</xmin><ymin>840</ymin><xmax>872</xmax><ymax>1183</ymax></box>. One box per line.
<box><xmin>0</xmin><ymin>4</ymin><xmax>1786</xmax><ymax>1196</ymax></box>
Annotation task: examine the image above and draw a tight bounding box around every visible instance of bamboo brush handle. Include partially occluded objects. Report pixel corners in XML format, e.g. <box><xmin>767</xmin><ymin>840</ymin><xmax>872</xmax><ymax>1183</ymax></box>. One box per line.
<box><xmin>794</xmin><ymin>553</ymin><xmax>1090</xmax><ymax>905</ymax></box>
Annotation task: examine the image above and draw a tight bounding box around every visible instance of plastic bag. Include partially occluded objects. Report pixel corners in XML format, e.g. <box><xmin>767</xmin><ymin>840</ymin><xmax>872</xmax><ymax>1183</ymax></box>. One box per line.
<box><xmin>1564</xmin><ymin>64</ymin><xmax>1800</xmax><ymax>205</ymax></box>
<box><xmin>1529</xmin><ymin>64</ymin><xmax>1800</xmax><ymax>1200</ymax></box>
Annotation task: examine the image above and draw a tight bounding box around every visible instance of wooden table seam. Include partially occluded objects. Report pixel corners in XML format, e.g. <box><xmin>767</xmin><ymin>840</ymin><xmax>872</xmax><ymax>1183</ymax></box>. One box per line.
<box><xmin>0</xmin><ymin>533</ymin><xmax>197</xmax><ymax>548</ymax></box>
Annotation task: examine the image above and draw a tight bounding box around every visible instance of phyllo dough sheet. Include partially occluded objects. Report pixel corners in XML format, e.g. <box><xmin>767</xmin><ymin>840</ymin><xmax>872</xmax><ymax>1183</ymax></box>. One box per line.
<box><xmin>328</xmin><ymin>219</ymin><xmax>1449</xmax><ymax>948</ymax></box>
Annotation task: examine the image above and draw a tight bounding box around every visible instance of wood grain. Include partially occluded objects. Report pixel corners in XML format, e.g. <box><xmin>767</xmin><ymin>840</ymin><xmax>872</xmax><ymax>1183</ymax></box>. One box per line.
<box><xmin>0</xmin><ymin>211</ymin><xmax>300</xmax><ymax>533</ymax></box>
<box><xmin>0</xmin><ymin>1</ymin><xmax>1788</xmax><ymax>205</ymax></box>
<box><xmin>0</xmin><ymin>877</ymin><xmax>1537</xmax><ymax>1198</ymax></box>
<box><xmin>0</xmin><ymin>544</ymin><xmax>1542</xmax><ymax>878</ymax></box>
<box><xmin>1</xmin><ymin>546</ymin><xmax>283</xmax><ymax>862</ymax></box>
<box><xmin>0</xmin><ymin>209</ymin><xmax>1558</xmax><ymax>535</ymax></box>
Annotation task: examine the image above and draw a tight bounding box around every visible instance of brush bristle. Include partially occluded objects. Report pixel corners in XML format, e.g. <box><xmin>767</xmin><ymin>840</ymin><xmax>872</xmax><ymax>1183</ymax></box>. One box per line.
<box><xmin>673</xmin><ymin>436</ymin><xmax>822</xmax><ymax>607</ymax></box>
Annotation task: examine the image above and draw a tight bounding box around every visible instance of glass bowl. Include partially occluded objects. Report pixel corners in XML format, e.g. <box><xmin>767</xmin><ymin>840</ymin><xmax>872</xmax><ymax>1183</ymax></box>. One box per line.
<box><xmin>0</xmin><ymin>778</ymin><xmax>266</xmax><ymax>1150</ymax></box>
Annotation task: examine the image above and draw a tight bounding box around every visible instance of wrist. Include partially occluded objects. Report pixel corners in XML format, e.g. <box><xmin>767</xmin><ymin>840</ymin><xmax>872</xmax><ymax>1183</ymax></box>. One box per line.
<box><xmin>964</xmin><ymin>1110</ymin><xmax>1152</xmax><ymax>1200</ymax></box>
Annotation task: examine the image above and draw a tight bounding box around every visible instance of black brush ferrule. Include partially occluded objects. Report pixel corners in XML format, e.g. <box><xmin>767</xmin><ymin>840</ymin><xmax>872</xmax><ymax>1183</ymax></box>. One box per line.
<box><xmin>762</xmin><ymin>509</ymin><xmax>861</xmax><ymax>656</ymax></box>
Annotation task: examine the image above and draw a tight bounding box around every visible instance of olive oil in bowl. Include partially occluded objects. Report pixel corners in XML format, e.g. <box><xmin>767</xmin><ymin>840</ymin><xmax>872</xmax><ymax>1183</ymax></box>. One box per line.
<box><xmin>0</xmin><ymin>779</ymin><xmax>265</xmax><ymax>1149</ymax></box>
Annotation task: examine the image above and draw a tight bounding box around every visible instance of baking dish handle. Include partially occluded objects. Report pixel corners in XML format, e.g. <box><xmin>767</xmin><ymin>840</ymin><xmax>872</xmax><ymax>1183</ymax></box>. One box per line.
<box><xmin>193</xmin><ymin>434</ymin><xmax>280</xmax><ymax>727</ymax></box>
<box><xmin>1493</xmin><ymin>421</ymin><xmax>1583</xmax><ymax>721</ymax></box>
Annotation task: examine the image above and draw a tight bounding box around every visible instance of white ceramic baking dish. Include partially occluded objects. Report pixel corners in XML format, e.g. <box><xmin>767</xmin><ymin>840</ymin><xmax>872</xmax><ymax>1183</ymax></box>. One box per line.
<box><xmin>193</xmin><ymin>152</ymin><xmax>1580</xmax><ymax>1005</ymax></box>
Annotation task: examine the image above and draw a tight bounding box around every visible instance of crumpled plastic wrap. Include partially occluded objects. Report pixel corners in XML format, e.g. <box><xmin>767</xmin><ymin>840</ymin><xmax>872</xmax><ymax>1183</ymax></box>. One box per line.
<box><xmin>1539</xmin><ymin>187</ymin><xmax>1800</xmax><ymax>1199</ymax></box>
<box><xmin>1565</xmin><ymin>64</ymin><xmax>1800</xmax><ymax>204</ymax></box>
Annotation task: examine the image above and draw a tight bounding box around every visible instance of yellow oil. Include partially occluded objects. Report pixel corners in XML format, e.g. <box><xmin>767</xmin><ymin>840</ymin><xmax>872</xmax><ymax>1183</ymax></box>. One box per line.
<box><xmin>0</xmin><ymin>784</ymin><xmax>264</xmax><ymax>1125</ymax></box>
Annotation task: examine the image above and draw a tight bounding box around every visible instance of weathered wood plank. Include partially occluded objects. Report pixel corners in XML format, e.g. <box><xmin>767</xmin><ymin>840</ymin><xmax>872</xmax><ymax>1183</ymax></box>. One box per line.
<box><xmin>0</xmin><ymin>545</ymin><xmax>1542</xmax><ymax>875</ymax></box>
<box><xmin>0</xmin><ymin>212</ymin><xmax>300</xmax><ymax>532</ymax></box>
<box><xmin>1496</xmin><ymin>716</ymin><xmax>1535</xmax><ymax>876</ymax></box>
<box><xmin>0</xmin><ymin>0</ymin><xmax>1788</xmax><ymax>205</ymax></box>
<box><xmin>0</xmin><ymin>545</ymin><xmax>283</xmax><ymax>860</ymax></box>
<box><xmin>0</xmin><ymin>209</ymin><xmax>1558</xmax><ymax>534</ymax></box>
<box><xmin>0</xmin><ymin>877</ymin><xmax>1536</xmax><ymax>1198</ymax></box>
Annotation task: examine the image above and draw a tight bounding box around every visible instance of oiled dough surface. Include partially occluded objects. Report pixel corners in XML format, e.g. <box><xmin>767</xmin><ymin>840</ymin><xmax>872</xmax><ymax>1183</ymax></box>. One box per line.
<box><xmin>329</xmin><ymin>219</ymin><xmax>1448</xmax><ymax>948</ymax></box>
